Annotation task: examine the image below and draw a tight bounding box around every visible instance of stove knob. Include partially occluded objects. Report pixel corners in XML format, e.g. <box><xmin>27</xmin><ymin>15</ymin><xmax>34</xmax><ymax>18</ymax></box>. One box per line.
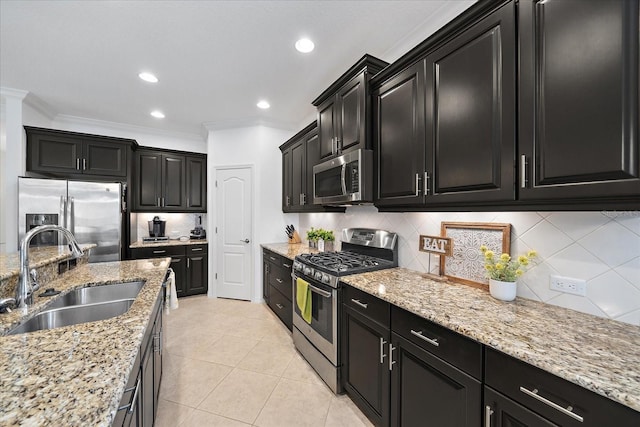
<box><xmin>304</xmin><ymin>267</ymin><xmax>312</xmax><ymax>276</ymax></box>
<box><xmin>322</xmin><ymin>273</ymin><xmax>330</xmax><ymax>284</ymax></box>
<box><xmin>315</xmin><ymin>271</ymin><xmax>323</xmax><ymax>281</ymax></box>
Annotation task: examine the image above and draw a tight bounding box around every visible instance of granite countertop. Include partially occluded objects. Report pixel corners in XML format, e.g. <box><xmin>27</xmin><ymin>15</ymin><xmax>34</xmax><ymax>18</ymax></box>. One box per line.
<box><xmin>340</xmin><ymin>267</ymin><xmax>640</xmax><ymax>413</ymax></box>
<box><xmin>129</xmin><ymin>239</ymin><xmax>208</xmax><ymax>249</ymax></box>
<box><xmin>0</xmin><ymin>244</ymin><xmax>96</xmax><ymax>281</ymax></box>
<box><xmin>0</xmin><ymin>258</ymin><xmax>170</xmax><ymax>426</ymax></box>
<box><xmin>261</xmin><ymin>242</ymin><xmax>319</xmax><ymax>259</ymax></box>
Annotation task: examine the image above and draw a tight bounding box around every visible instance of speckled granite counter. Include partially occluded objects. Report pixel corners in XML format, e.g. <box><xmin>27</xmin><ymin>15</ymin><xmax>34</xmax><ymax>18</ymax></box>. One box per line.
<box><xmin>0</xmin><ymin>257</ymin><xmax>170</xmax><ymax>426</ymax></box>
<box><xmin>129</xmin><ymin>239</ymin><xmax>207</xmax><ymax>249</ymax></box>
<box><xmin>261</xmin><ymin>242</ymin><xmax>319</xmax><ymax>259</ymax></box>
<box><xmin>340</xmin><ymin>267</ymin><xmax>640</xmax><ymax>413</ymax></box>
<box><xmin>0</xmin><ymin>244</ymin><xmax>96</xmax><ymax>281</ymax></box>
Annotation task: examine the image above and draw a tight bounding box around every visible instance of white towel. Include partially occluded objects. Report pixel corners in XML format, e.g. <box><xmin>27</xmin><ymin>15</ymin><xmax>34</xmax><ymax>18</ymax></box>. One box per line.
<box><xmin>165</xmin><ymin>268</ymin><xmax>179</xmax><ymax>311</ymax></box>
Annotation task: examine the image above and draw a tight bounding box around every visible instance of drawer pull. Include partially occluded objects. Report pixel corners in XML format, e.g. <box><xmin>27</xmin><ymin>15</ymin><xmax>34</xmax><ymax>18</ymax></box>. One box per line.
<box><xmin>351</xmin><ymin>298</ymin><xmax>368</xmax><ymax>309</ymax></box>
<box><xmin>270</xmin><ymin>256</ymin><xmax>277</xmax><ymax>261</ymax></box>
<box><xmin>485</xmin><ymin>405</ymin><xmax>494</xmax><ymax>425</ymax></box>
<box><xmin>389</xmin><ymin>344</ymin><xmax>396</xmax><ymax>371</ymax></box>
<box><xmin>283</xmin><ymin>263</ymin><xmax>291</xmax><ymax>268</ymax></box>
<box><xmin>410</xmin><ymin>329</ymin><xmax>439</xmax><ymax>347</ymax></box>
<box><xmin>275</xmin><ymin>303</ymin><xmax>284</xmax><ymax>309</ymax></box>
<box><xmin>191</xmin><ymin>248</ymin><xmax>203</xmax><ymax>252</ymax></box>
<box><xmin>276</xmin><ymin>278</ymin><xmax>283</xmax><ymax>284</ymax></box>
<box><xmin>379</xmin><ymin>337</ymin><xmax>387</xmax><ymax>364</ymax></box>
<box><xmin>153</xmin><ymin>250</ymin><xmax>166</xmax><ymax>254</ymax></box>
<box><xmin>519</xmin><ymin>387</ymin><xmax>584</xmax><ymax>423</ymax></box>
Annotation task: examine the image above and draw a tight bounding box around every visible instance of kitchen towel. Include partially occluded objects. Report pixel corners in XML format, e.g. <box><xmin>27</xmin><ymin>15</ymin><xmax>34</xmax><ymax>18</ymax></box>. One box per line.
<box><xmin>165</xmin><ymin>268</ymin><xmax>179</xmax><ymax>311</ymax></box>
<box><xmin>296</xmin><ymin>277</ymin><xmax>312</xmax><ymax>324</ymax></box>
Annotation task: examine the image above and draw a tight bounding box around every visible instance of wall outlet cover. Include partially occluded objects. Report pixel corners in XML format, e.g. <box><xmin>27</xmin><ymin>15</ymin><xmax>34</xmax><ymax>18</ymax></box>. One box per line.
<box><xmin>550</xmin><ymin>275</ymin><xmax>587</xmax><ymax>296</ymax></box>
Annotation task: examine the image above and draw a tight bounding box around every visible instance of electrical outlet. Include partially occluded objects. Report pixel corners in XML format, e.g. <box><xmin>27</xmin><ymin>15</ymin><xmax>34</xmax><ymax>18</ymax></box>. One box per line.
<box><xmin>550</xmin><ymin>275</ymin><xmax>587</xmax><ymax>296</ymax></box>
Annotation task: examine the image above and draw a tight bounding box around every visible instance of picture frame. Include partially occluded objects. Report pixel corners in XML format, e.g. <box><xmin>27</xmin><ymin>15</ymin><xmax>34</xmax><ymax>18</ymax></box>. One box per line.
<box><xmin>439</xmin><ymin>222</ymin><xmax>511</xmax><ymax>287</ymax></box>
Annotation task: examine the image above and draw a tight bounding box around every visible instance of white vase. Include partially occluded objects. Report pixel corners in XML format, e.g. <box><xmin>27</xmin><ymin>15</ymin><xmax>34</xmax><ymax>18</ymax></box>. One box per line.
<box><xmin>489</xmin><ymin>279</ymin><xmax>517</xmax><ymax>301</ymax></box>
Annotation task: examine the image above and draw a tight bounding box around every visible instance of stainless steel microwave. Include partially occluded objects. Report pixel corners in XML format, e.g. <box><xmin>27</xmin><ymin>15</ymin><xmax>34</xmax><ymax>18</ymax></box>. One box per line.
<box><xmin>313</xmin><ymin>149</ymin><xmax>373</xmax><ymax>205</ymax></box>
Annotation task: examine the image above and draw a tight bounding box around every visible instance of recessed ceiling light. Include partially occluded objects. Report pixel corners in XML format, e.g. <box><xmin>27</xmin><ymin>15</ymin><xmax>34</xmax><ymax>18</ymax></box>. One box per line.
<box><xmin>295</xmin><ymin>38</ymin><xmax>315</xmax><ymax>53</ymax></box>
<box><xmin>150</xmin><ymin>110</ymin><xmax>165</xmax><ymax>119</ymax></box>
<box><xmin>257</xmin><ymin>100</ymin><xmax>270</xmax><ymax>109</ymax></box>
<box><xmin>139</xmin><ymin>72</ymin><xmax>158</xmax><ymax>83</ymax></box>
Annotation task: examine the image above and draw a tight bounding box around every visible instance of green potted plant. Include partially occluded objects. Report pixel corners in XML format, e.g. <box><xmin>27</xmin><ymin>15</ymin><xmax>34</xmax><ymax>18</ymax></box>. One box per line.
<box><xmin>306</xmin><ymin>227</ymin><xmax>319</xmax><ymax>248</ymax></box>
<box><xmin>317</xmin><ymin>229</ymin><xmax>335</xmax><ymax>252</ymax></box>
<box><xmin>480</xmin><ymin>245</ymin><xmax>537</xmax><ymax>301</ymax></box>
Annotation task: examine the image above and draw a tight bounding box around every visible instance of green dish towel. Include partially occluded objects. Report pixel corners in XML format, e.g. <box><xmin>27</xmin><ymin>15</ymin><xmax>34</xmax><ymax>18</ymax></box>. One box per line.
<box><xmin>296</xmin><ymin>277</ymin><xmax>312</xmax><ymax>324</ymax></box>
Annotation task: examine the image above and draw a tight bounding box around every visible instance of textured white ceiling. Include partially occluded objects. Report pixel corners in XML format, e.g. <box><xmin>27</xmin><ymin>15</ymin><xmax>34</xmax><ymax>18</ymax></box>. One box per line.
<box><xmin>1</xmin><ymin>0</ymin><xmax>474</xmax><ymax>136</ymax></box>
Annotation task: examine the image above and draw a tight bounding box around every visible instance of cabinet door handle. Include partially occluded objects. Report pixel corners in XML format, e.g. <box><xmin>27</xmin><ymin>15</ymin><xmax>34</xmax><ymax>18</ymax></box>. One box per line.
<box><xmin>275</xmin><ymin>303</ymin><xmax>284</xmax><ymax>309</ymax></box>
<box><xmin>350</xmin><ymin>298</ymin><xmax>368</xmax><ymax>309</ymax></box>
<box><xmin>153</xmin><ymin>250</ymin><xmax>166</xmax><ymax>254</ymax></box>
<box><xmin>157</xmin><ymin>197</ymin><xmax>161</xmax><ymax>207</ymax></box>
<box><xmin>415</xmin><ymin>173</ymin><xmax>421</xmax><ymax>197</ymax></box>
<box><xmin>424</xmin><ymin>172</ymin><xmax>430</xmax><ymax>195</ymax></box>
<box><xmin>118</xmin><ymin>377</ymin><xmax>141</xmax><ymax>413</ymax></box>
<box><xmin>282</xmin><ymin>263</ymin><xmax>291</xmax><ymax>268</ymax></box>
<box><xmin>82</xmin><ymin>158</ymin><xmax>87</xmax><ymax>170</ymax></box>
<box><xmin>519</xmin><ymin>387</ymin><xmax>584</xmax><ymax>423</ymax></box>
<box><xmin>485</xmin><ymin>405</ymin><xmax>494</xmax><ymax>426</ymax></box>
<box><xmin>76</xmin><ymin>158</ymin><xmax>80</xmax><ymax>170</ymax></box>
<box><xmin>379</xmin><ymin>337</ymin><xmax>387</xmax><ymax>364</ymax></box>
<box><xmin>388</xmin><ymin>344</ymin><xmax>396</xmax><ymax>371</ymax></box>
<box><xmin>285</xmin><ymin>195</ymin><xmax>290</xmax><ymax>206</ymax></box>
<box><xmin>161</xmin><ymin>197</ymin><xmax>165</xmax><ymax>207</ymax></box>
<box><xmin>520</xmin><ymin>155</ymin><xmax>528</xmax><ymax>189</ymax></box>
<box><xmin>276</xmin><ymin>278</ymin><xmax>283</xmax><ymax>284</ymax></box>
<box><xmin>187</xmin><ymin>258</ymin><xmax>190</xmax><ymax>268</ymax></box>
<box><xmin>410</xmin><ymin>329</ymin><xmax>439</xmax><ymax>347</ymax></box>
<box><xmin>192</xmin><ymin>248</ymin><xmax>203</xmax><ymax>252</ymax></box>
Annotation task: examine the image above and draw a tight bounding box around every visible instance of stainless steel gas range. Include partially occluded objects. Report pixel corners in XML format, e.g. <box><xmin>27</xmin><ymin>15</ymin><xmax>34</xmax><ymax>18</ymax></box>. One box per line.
<box><xmin>292</xmin><ymin>228</ymin><xmax>398</xmax><ymax>393</ymax></box>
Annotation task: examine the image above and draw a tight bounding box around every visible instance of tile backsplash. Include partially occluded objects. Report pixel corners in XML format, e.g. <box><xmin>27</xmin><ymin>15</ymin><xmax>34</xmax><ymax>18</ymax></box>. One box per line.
<box><xmin>131</xmin><ymin>213</ymin><xmax>207</xmax><ymax>242</ymax></box>
<box><xmin>299</xmin><ymin>207</ymin><xmax>640</xmax><ymax>326</ymax></box>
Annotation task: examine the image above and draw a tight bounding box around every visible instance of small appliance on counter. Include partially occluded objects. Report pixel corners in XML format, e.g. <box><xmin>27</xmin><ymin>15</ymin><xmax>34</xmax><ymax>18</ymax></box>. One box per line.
<box><xmin>143</xmin><ymin>216</ymin><xmax>168</xmax><ymax>243</ymax></box>
<box><xmin>190</xmin><ymin>215</ymin><xmax>206</xmax><ymax>240</ymax></box>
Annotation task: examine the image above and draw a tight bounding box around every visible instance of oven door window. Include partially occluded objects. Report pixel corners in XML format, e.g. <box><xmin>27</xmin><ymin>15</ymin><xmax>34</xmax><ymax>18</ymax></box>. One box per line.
<box><xmin>315</xmin><ymin>166</ymin><xmax>344</xmax><ymax>198</ymax></box>
<box><xmin>294</xmin><ymin>279</ymin><xmax>333</xmax><ymax>343</ymax></box>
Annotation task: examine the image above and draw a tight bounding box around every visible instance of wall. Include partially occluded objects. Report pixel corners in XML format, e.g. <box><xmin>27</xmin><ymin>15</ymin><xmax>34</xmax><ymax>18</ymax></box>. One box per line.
<box><xmin>299</xmin><ymin>207</ymin><xmax>640</xmax><ymax>326</ymax></box>
<box><xmin>207</xmin><ymin>125</ymin><xmax>297</xmax><ymax>301</ymax></box>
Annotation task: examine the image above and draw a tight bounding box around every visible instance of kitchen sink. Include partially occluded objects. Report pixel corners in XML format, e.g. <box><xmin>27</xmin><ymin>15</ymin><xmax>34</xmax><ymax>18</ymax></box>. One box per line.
<box><xmin>8</xmin><ymin>299</ymin><xmax>135</xmax><ymax>335</ymax></box>
<box><xmin>47</xmin><ymin>281</ymin><xmax>145</xmax><ymax>309</ymax></box>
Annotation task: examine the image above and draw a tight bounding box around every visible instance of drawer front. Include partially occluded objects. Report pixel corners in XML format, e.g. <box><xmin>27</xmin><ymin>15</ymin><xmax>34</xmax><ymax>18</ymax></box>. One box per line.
<box><xmin>485</xmin><ymin>348</ymin><xmax>640</xmax><ymax>427</ymax></box>
<box><xmin>343</xmin><ymin>285</ymin><xmax>390</xmax><ymax>327</ymax></box>
<box><xmin>131</xmin><ymin>245</ymin><xmax>185</xmax><ymax>259</ymax></box>
<box><xmin>187</xmin><ymin>244</ymin><xmax>208</xmax><ymax>255</ymax></box>
<box><xmin>391</xmin><ymin>305</ymin><xmax>482</xmax><ymax>379</ymax></box>
<box><xmin>268</xmin><ymin>286</ymin><xmax>292</xmax><ymax>330</ymax></box>
<box><xmin>269</xmin><ymin>264</ymin><xmax>292</xmax><ymax>301</ymax></box>
<box><xmin>264</xmin><ymin>249</ymin><xmax>293</xmax><ymax>270</ymax></box>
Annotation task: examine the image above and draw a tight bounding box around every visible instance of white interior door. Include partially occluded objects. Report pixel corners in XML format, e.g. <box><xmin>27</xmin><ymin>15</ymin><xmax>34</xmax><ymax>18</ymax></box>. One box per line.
<box><xmin>216</xmin><ymin>167</ymin><xmax>253</xmax><ymax>300</ymax></box>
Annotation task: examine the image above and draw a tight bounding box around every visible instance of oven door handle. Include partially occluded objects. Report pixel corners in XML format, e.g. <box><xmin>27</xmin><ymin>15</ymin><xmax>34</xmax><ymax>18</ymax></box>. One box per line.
<box><xmin>308</xmin><ymin>284</ymin><xmax>332</xmax><ymax>298</ymax></box>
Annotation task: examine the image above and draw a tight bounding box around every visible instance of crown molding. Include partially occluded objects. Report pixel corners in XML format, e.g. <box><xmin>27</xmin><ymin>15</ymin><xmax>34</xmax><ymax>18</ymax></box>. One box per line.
<box><xmin>0</xmin><ymin>87</ymin><xmax>29</xmax><ymax>101</ymax></box>
<box><xmin>55</xmin><ymin>114</ymin><xmax>206</xmax><ymax>143</ymax></box>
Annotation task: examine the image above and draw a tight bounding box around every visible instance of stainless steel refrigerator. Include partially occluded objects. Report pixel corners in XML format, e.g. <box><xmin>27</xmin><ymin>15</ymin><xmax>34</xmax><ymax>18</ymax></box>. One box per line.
<box><xmin>18</xmin><ymin>177</ymin><xmax>124</xmax><ymax>262</ymax></box>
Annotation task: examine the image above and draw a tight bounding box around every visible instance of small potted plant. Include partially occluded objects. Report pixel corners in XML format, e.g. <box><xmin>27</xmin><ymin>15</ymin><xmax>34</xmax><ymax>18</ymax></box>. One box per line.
<box><xmin>480</xmin><ymin>246</ymin><xmax>537</xmax><ymax>301</ymax></box>
<box><xmin>317</xmin><ymin>229</ymin><xmax>335</xmax><ymax>252</ymax></box>
<box><xmin>306</xmin><ymin>228</ymin><xmax>319</xmax><ymax>248</ymax></box>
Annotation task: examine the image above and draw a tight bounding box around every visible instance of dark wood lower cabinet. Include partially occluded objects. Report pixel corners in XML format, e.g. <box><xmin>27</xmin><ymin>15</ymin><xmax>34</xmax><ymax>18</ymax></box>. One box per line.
<box><xmin>342</xmin><ymin>305</ymin><xmax>390</xmax><ymax>427</ymax></box>
<box><xmin>262</xmin><ymin>249</ymin><xmax>293</xmax><ymax>330</ymax></box>
<box><xmin>484</xmin><ymin>386</ymin><xmax>558</xmax><ymax>427</ymax></box>
<box><xmin>390</xmin><ymin>332</ymin><xmax>481</xmax><ymax>427</ymax></box>
<box><xmin>186</xmin><ymin>252</ymin><xmax>208</xmax><ymax>296</ymax></box>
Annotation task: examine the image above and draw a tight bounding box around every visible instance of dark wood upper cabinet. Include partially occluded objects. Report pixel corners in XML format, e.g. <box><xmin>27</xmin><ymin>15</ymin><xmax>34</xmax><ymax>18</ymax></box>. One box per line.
<box><xmin>133</xmin><ymin>148</ymin><xmax>206</xmax><ymax>212</ymax></box>
<box><xmin>425</xmin><ymin>1</ymin><xmax>515</xmax><ymax>204</ymax></box>
<box><xmin>280</xmin><ymin>122</ymin><xmax>345</xmax><ymax>213</ymax></box>
<box><xmin>313</xmin><ymin>55</ymin><xmax>388</xmax><ymax>161</ymax></box>
<box><xmin>518</xmin><ymin>0</ymin><xmax>640</xmax><ymax>202</ymax></box>
<box><xmin>26</xmin><ymin>126</ymin><xmax>132</xmax><ymax>178</ymax></box>
<box><xmin>374</xmin><ymin>60</ymin><xmax>427</xmax><ymax>207</ymax></box>
<box><xmin>185</xmin><ymin>155</ymin><xmax>207</xmax><ymax>211</ymax></box>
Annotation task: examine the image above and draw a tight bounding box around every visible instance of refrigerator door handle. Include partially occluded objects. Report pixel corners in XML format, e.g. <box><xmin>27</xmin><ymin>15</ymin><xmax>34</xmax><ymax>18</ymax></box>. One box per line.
<box><xmin>60</xmin><ymin>196</ymin><xmax>67</xmax><ymax>228</ymax></box>
<box><xmin>67</xmin><ymin>196</ymin><xmax>75</xmax><ymax>235</ymax></box>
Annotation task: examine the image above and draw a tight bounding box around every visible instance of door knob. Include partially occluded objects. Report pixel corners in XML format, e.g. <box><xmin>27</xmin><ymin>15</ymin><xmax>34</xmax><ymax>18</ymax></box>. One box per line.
<box><xmin>240</xmin><ymin>239</ymin><xmax>250</xmax><ymax>243</ymax></box>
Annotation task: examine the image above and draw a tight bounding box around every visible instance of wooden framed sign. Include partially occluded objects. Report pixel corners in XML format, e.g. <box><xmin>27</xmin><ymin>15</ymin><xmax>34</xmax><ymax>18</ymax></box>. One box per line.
<box><xmin>439</xmin><ymin>222</ymin><xmax>511</xmax><ymax>287</ymax></box>
<box><xmin>419</xmin><ymin>235</ymin><xmax>453</xmax><ymax>256</ymax></box>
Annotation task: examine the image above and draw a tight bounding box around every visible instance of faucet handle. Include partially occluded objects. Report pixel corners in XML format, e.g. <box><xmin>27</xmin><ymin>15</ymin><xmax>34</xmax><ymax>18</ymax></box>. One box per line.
<box><xmin>29</xmin><ymin>269</ymin><xmax>40</xmax><ymax>292</ymax></box>
<box><xmin>0</xmin><ymin>298</ymin><xmax>17</xmax><ymax>313</ymax></box>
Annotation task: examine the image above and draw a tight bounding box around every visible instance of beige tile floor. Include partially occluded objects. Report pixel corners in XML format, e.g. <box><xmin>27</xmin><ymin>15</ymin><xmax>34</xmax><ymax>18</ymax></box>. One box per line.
<box><xmin>156</xmin><ymin>295</ymin><xmax>374</xmax><ymax>427</ymax></box>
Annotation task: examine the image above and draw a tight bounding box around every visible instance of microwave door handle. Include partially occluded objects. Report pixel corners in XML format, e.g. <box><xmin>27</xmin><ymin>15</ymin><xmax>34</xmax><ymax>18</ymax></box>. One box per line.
<box><xmin>340</xmin><ymin>163</ymin><xmax>347</xmax><ymax>195</ymax></box>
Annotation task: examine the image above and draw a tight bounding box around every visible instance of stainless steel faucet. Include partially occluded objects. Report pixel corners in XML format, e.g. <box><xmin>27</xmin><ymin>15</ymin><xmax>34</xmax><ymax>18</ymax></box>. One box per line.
<box><xmin>16</xmin><ymin>225</ymin><xmax>84</xmax><ymax>309</ymax></box>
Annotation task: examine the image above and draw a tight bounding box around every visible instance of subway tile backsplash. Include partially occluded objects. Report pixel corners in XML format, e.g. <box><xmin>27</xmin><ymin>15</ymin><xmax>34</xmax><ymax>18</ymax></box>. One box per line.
<box><xmin>299</xmin><ymin>207</ymin><xmax>640</xmax><ymax>326</ymax></box>
<box><xmin>131</xmin><ymin>213</ymin><xmax>207</xmax><ymax>242</ymax></box>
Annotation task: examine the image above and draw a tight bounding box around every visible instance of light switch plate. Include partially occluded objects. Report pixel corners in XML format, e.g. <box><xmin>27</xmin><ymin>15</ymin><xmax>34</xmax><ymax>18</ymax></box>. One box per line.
<box><xmin>550</xmin><ymin>275</ymin><xmax>587</xmax><ymax>296</ymax></box>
